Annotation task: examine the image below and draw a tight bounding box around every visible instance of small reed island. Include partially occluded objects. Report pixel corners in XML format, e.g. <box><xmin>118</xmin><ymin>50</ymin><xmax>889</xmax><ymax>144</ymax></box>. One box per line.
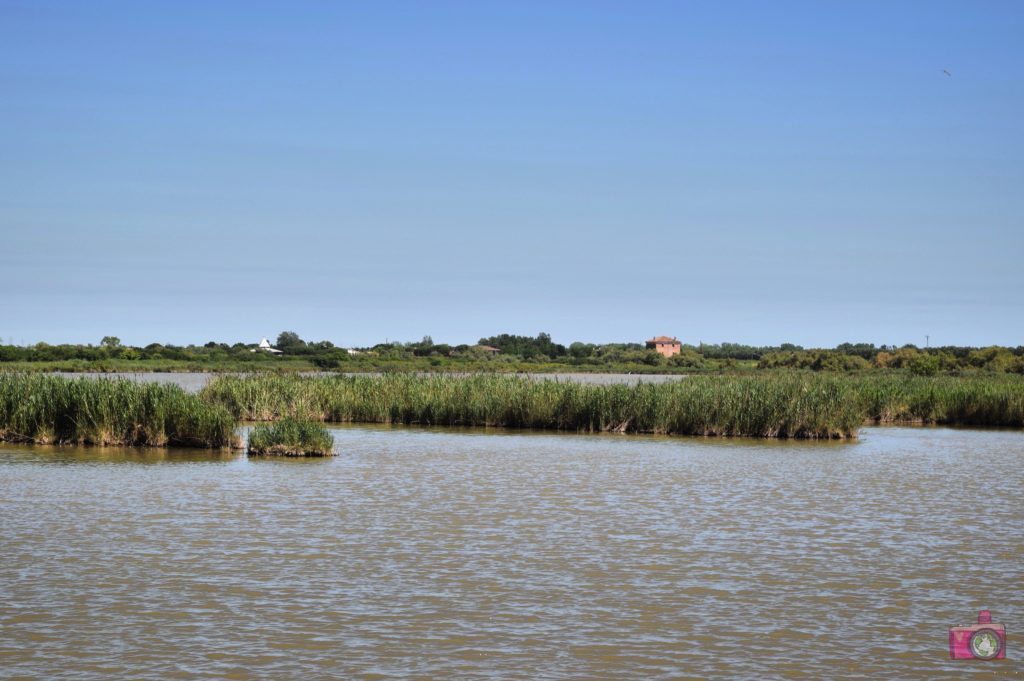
<box><xmin>247</xmin><ymin>417</ymin><xmax>335</xmax><ymax>457</ymax></box>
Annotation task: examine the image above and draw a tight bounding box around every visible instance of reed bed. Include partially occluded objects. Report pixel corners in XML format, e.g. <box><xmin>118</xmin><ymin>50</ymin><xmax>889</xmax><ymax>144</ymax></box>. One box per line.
<box><xmin>201</xmin><ymin>373</ymin><xmax>867</xmax><ymax>438</ymax></box>
<box><xmin>7</xmin><ymin>372</ymin><xmax>1020</xmax><ymax>448</ymax></box>
<box><xmin>852</xmin><ymin>374</ymin><xmax>1024</xmax><ymax>427</ymax></box>
<box><xmin>247</xmin><ymin>417</ymin><xmax>335</xmax><ymax>456</ymax></box>
<box><xmin>0</xmin><ymin>374</ymin><xmax>239</xmax><ymax>448</ymax></box>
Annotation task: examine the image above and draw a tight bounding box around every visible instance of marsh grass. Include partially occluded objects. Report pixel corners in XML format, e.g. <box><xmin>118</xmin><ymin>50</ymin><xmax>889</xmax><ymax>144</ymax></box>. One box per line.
<box><xmin>247</xmin><ymin>417</ymin><xmax>335</xmax><ymax>456</ymax></box>
<box><xmin>851</xmin><ymin>374</ymin><xmax>1024</xmax><ymax>427</ymax></box>
<box><xmin>7</xmin><ymin>372</ymin><xmax>1020</xmax><ymax>448</ymax></box>
<box><xmin>201</xmin><ymin>373</ymin><xmax>869</xmax><ymax>438</ymax></box>
<box><xmin>0</xmin><ymin>374</ymin><xmax>239</xmax><ymax>448</ymax></box>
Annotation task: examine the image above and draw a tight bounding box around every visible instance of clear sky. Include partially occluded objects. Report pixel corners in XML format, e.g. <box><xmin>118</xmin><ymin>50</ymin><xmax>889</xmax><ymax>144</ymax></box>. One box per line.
<box><xmin>2</xmin><ymin>1</ymin><xmax>1022</xmax><ymax>348</ymax></box>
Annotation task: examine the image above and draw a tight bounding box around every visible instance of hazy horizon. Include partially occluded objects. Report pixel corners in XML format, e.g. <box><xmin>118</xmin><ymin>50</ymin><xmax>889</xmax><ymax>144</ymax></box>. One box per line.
<box><xmin>3</xmin><ymin>2</ymin><xmax>1022</xmax><ymax>348</ymax></box>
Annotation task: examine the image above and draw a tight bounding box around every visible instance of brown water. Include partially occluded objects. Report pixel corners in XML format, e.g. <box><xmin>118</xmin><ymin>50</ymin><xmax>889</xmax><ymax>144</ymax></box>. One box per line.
<box><xmin>1</xmin><ymin>426</ymin><xmax>1021</xmax><ymax>679</ymax></box>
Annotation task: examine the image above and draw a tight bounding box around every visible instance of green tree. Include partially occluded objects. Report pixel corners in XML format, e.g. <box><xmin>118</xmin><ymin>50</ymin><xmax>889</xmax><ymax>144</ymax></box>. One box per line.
<box><xmin>276</xmin><ymin>331</ymin><xmax>305</xmax><ymax>351</ymax></box>
<box><xmin>101</xmin><ymin>336</ymin><xmax>121</xmax><ymax>348</ymax></box>
<box><xmin>411</xmin><ymin>335</ymin><xmax>435</xmax><ymax>357</ymax></box>
<box><xmin>569</xmin><ymin>342</ymin><xmax>595</xmax><ymax>359</ymax></box>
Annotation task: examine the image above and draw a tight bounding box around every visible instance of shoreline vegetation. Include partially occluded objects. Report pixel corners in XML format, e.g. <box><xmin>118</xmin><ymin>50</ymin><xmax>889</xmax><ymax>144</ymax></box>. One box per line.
<box><xmin>0</xmin><ymin>374</ymin><xmax>239</xmax><ymax>448</ymax></box>
<box><xmin>201</xmin><ymin>373</ymin><xmax>1024</xmax><ymax>439</ymax></box>
<box><xmin>3</xmin><ymin>373</ymin><xmax>1024</xmax><ymax>448</ymax></box>
<box><xmin>3</xmin><ymin>332</ymin><xmax>1024</xmax><ymax>376</ymax></box>
<box><xmin>204</xmin><ymin>373</ymin><xmax>864</xmax><ymax>439</ymax></box>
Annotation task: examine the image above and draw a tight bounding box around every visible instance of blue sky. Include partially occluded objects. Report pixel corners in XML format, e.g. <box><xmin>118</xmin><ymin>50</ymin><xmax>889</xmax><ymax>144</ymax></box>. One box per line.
<box><xmin>2</xmin><ymin>1</ymin><xmax>1022</xmax><ymax>348</ymax></box>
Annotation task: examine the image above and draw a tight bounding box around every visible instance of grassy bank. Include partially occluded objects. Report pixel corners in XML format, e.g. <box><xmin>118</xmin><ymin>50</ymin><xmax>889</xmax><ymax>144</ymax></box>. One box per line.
<box><xmin>201</xmin><ymin>373</ymin><xmax>866</xmax><ymax>438</ymax></box>
<box><xmin>853</xmin><ymin>374</ymin><xmax>1024</xmax><ymax>427</ymax></box>
<box><xmin>0</xmin><ymin>374</ymin><xmax>239</xmax><ymax>448</ymax></box>
<box><xmin>248</xmin><ymin>417</ymin><xmax>335</xmax><ymax>456</ymax></box>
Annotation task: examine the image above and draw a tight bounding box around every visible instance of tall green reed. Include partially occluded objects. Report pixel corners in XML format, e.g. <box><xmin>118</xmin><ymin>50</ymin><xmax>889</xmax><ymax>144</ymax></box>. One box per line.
<box><xmin>201</xmin><ymin>373</ymin><xmax>869</xmax><ymax>438</ymax></box>
<box><xmin>247</xmin><ymin>416</ymin><xmax>335</xmax><ymax>456</ymax></box>
<box><xmin>0</xmin><ymin>374</ymin><xmax>238</xmax><ymax>447</ymax></box>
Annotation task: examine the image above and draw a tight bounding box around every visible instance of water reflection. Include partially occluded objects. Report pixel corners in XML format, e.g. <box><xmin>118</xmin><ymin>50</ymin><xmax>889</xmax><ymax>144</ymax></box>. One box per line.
<box><xmin>0</xmin><ymin>441</ymin><xmax>240</xmax><ymax>465</ymax></box>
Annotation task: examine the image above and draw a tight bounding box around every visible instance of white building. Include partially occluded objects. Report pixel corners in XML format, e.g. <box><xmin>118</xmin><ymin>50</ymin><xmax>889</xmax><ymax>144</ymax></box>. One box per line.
<box><xmin>253</xmin><ymin>338</ymin><xmax>283</xmax><ymax>354</ymax></box>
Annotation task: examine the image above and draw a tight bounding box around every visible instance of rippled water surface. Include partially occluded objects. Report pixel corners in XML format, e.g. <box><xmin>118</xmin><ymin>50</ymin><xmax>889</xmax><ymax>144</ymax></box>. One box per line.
<box><xmin>1</xmin><ymin>426</ymin><xmax>1021</xmax><ymax>679</ymax></box>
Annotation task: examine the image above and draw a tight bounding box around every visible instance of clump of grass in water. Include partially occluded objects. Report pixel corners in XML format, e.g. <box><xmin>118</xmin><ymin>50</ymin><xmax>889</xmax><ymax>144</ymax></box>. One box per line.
<box><xmin>247</xmin><ymin>417</ymin><xmax>335</xmax><ymax>456</ymax></box>
<box><xmin>0</xmin><ymin>373</ymin><xmax>239</xmax><ymax>448</ymax></box>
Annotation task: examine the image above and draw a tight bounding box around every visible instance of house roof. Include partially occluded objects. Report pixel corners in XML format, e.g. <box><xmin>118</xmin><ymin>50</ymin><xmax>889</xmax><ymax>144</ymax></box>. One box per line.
<box><xmin>647</xmin><ymin>336</ymin><xmax>680</xmax><ymax>344</ymax></box>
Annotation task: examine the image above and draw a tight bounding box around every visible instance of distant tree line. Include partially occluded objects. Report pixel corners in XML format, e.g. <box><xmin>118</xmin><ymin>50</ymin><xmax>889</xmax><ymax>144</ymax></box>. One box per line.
<box><xmin>477</xmin><ymin>333</ymin><xmax>567</xmax><ymax>359</ymax></box>
<box><xmin>758</xmin><ymin>345</ymin><xmax>1024</xmax><ymax>375</ymax></box>
<box><xmin>1</xmin><ymin>331</ymin><xmax>1022</xmax><ymax>374</ymax></box>
<box><xmin>0</xmin><ymin>340</ymin><xmax>275</xmax><ymax>364</ymax></box>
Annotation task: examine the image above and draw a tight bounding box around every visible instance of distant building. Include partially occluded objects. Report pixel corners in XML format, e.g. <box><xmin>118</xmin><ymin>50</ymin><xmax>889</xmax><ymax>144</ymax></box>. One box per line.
<box><xmin>253</xmin><ymin>338</ymin><xmax>283</xmax><ymax>354</ymax></box>
<box><xmin>475</xmin><ymin>345</ymin><xmax>502</xmax><ymax>354</ymax></box>
<box><xmin>646</xmin><ymin>335</ymin><xmax>682</xmax><ymax>358</ymax></box>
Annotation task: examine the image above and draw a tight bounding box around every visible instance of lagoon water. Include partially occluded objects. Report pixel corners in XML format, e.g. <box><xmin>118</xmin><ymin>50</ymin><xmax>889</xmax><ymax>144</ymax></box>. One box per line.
<box><xmin>1</xmin><ymin>426</ymin><xmax>1021</xmax><ymax>679</ymax></box>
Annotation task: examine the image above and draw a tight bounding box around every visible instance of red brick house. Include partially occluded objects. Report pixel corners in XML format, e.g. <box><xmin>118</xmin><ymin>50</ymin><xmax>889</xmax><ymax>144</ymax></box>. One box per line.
<box><xmin>646</xmin><ymin>336</ymin><xmax>682</xmax><ymax>358</ymax></box>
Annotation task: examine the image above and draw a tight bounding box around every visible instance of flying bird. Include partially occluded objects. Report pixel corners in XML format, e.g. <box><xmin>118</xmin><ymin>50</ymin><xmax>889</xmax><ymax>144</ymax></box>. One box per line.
<box><xmin>943</xmin><ymin>69</ymin><xmax>952</xmax><ymax>77</ymax></box>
